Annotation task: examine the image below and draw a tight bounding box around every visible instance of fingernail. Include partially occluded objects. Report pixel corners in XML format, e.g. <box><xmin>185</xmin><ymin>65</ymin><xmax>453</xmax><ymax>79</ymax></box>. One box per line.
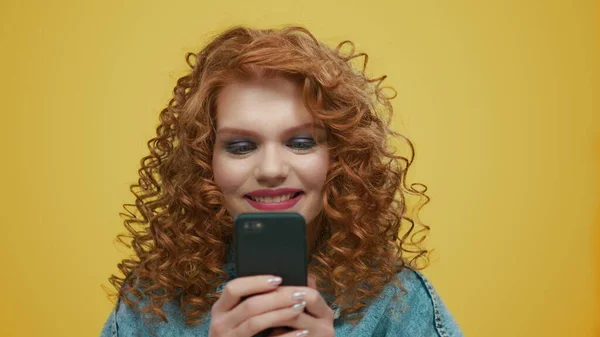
<box><xmin>291</xmin><ymin>291</ymin><xmax>306</xmax><ymax>301</ymax></box>
<box><xmin>267</xmin><ymin>277</ymin><xmax>282</xmax><ymax>286</ymax></box>
<box><xmin>296</xmin><ymin>330</ymin><xmax>309</xmax><ymax>336</ymax></box>
<box><xmin>292</xmin><ymin>301</ymin><xmax>307</xmax><ymax>312</ymax></box>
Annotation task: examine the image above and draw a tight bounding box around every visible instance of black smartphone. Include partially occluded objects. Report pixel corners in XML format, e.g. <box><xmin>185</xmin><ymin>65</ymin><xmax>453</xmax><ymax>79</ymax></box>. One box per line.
<box><xmin>234</xmin><ymin>213</ymin><xmax>308</xmax><ymax>337</ymax></box>
<box><xmin>234</xmin><ymin>212</ymin><xmax>307</xmax><ymax>287</ymax></box>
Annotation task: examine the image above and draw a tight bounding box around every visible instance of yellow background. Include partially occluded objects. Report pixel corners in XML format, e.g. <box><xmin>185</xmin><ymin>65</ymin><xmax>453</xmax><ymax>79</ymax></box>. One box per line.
<box><xmin>1</xmin><ymin>0</ymin><xmax>598</xmax><ymax>336</ymax></box>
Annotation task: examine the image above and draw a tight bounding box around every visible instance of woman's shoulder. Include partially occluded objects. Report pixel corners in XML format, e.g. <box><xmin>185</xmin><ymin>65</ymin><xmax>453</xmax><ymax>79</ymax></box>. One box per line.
<box><xmin>99</xmin><ymin>294</ymin><xmax>209</xmax><ymax>337</ymax></box>
<box><xmin>334</xmin><ymin>267</ymin><xmax>463</xmax><ymax>337</ymax></box>
<box><xmin>382</xmin><ymin>267</ymin><xmax>463</xmax><ymax>337</ymax></box>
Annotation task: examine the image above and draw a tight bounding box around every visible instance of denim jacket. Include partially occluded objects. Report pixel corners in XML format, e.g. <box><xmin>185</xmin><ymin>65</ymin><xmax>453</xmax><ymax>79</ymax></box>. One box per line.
<box><xmin>100</xmin><ymin>260</ymin><xmax>463</xmax><ymax>337</ymax></box>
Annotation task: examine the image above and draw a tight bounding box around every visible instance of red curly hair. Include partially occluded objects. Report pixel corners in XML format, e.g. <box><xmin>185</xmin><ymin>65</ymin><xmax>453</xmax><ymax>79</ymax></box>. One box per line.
<box><xmin>109</xmin><ymin>26</ymin><xmax>431</xmax><ymax>326</ymax></box>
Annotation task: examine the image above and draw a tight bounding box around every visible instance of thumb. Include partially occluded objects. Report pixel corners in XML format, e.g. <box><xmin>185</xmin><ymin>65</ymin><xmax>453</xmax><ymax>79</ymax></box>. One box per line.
<box><xmin>307</xmin><ymin>274</ymin><xmax>317</xmax><ymax>289</ymax></box>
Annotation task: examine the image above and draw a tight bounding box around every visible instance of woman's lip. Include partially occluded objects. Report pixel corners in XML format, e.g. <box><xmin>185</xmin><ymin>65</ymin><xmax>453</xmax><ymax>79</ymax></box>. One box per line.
<box><xmin>245</xmin><ymin>193</ymin><xmax>303</xmax><ymax>211</ymax></box>
<box><xmin>245</xmin><ymin>188</ymin><xmax>303</xmax><ymax>197</ymax></box>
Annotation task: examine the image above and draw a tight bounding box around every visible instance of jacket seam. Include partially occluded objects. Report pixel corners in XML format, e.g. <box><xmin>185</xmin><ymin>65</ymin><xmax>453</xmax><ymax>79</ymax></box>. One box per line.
<box><xmin>111</xmin><ymin>299</ymin><xmax>120</xmax><ymax>337</ymax></box>
<box><xmin>413</xmin><ymin>271</ymin><xmax>449</xmax><ymax>337</ymax></box>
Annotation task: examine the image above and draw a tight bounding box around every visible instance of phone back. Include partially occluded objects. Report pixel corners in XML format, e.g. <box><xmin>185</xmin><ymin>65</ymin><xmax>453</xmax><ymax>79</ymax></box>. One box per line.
<box><xmin>234</xmin><ymin>213</ymin><xmax>307</xmax><ymax>287</ymax></box>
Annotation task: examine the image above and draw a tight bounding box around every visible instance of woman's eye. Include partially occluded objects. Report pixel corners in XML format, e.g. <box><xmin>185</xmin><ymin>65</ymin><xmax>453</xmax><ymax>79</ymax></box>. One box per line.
<box><xmin>225</xmin><ymin>141</ymin><xmax>257</xmax><ymax>155</ymax></box>
<box><xmin>287</xmin><ymin>138</ymin><xmax>317</xmax><ymax>152</ymax></box>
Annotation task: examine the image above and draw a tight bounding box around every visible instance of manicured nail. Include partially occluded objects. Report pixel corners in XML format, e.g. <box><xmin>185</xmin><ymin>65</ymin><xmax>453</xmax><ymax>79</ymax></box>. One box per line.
<box><xmin>291</xmin><ymin>291</ymin><xmax>306</xmax><ymax>301</ymax></box>
<box><xmin>267</xmin><ymin>277</ymin><xmax>282</xmax><ymax>286</ymax></box>
<box><xmin>296</xmin><ymin>330</ymin><xmax>309</xmax><ymax>336</ymax></box>
<box><xmin>292</xmin><ymin>301</ymin><xmax>307</xmax><ymax>312</ymax></box>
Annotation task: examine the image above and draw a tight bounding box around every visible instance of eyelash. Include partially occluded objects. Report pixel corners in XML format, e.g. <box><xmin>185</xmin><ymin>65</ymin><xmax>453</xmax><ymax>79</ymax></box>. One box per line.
<box><xmin>225</xmin><ymin>138</ymin><xmax>317</xmax><ymax>155</ymax></box>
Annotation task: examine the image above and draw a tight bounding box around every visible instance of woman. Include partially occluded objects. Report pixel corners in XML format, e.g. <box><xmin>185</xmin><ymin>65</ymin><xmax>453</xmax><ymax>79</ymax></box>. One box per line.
<box><xmin>101</xmin><ymin>26</ymin><xmax>463</xmax><ymax>337</ymax></box>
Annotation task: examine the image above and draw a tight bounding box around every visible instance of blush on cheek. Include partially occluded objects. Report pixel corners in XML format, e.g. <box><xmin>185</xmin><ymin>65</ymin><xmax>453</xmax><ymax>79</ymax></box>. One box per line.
<box><xmin>298</xmin><ymin>152</ymin><xmax>329</xmax><ymax>186</ymax></box>
<box><xmin>211</xmin><ymin>157</ymin><xmax>239</xmax><ymax>216</ymax></box>
<box><xmin>211</xmin><ymin>156</ymin><xmax>232</xmax><ymax>192</ymax></box>
<box><xmin>212</xmin><ymin>155</ymin><xmax>253</xmax><ymax>196</ymax></box>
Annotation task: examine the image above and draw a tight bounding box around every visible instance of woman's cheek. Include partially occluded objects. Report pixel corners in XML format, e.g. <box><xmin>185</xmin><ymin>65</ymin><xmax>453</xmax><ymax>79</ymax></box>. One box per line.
<box><xmin>212</xmin><ymin>156</ymin><xmax>233</xmax><ymax>191</ymax></box>
<box><xmin>295</xmin><ymin>151</ymin><xmax>329</xmax><ymax>186</ymax></box>
<box><xmin>213</xmin><ymin>156</ymin><xmax>250</xmax><ymax>193</ymax></box>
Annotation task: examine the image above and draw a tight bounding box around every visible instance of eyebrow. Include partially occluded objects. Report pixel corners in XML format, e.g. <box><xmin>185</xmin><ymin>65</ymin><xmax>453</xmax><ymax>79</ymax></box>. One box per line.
<box><xmin>216</xmin><ymin>122</ymin><xmax>321</xmax><ymax>137</ymax></box>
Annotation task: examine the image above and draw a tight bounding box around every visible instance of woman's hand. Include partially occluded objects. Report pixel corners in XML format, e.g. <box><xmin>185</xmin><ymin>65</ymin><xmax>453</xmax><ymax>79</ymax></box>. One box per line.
<box><xmin>209</xmin><ymin>275</ymin><xmax>335</xmax><ymax>337</ymax></box>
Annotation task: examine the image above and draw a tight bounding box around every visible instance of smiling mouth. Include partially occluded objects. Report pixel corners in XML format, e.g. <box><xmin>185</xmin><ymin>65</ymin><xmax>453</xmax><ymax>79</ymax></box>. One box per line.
<box><xmin>244</xmin><ymin>192</ymin><xmax>303</xmax><ymax>203</ymax></box>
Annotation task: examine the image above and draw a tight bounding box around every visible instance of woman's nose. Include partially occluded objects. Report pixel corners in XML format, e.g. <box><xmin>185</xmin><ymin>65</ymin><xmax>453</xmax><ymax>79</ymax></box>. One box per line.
<box><xmin>254</xmin><ymin>144</ymin><xmax>289</xmax><ymax>185</ymax></box>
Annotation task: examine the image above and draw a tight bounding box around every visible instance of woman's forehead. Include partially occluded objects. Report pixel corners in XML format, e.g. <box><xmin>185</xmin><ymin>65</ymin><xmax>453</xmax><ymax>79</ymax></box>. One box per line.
<box><xmin>215</xmin><ymin>76</ymin><xmax>316</xmax><ymax>133</ymax></box>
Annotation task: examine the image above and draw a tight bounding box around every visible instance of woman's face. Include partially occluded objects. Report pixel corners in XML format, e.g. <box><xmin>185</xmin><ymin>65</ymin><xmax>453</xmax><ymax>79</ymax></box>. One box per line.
<box><xmin>212</xmin><ymin>75</ymin><xmax>330</xmax><ymax>227</ymax></box>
